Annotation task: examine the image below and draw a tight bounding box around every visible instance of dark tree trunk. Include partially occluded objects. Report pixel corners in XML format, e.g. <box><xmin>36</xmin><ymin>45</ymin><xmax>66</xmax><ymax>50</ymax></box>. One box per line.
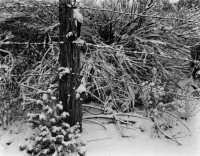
<box><xmin>59</xmin><ymin>0</ymin><xmax>82</xmax><ymax>130</ymax></box>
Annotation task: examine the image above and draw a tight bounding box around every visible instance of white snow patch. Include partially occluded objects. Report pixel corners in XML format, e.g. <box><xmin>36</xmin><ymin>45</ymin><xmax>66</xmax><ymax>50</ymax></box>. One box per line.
<box><xmin>76</xmin><ymin>77</ymin><xmax>87</xmax><ymax>99</ymax></box>
<box><xmin>47</xmin><ymin>107</ymin><xmax>53</xmax><ymax>114</ymax></box>
<box><xmin>42</xmin><ymin>93</ymin><xmax>48</xmax><ymax>101</ymax></box>
<box><xmin>73</xmin><ymin>9</ymin><xmax>83</xmax><ymax>24</ymax></box>
<box><xmin>36</xmin><ymin>100</ymin><xmax>43</xmax><ymax>105</ymax></box>
<box><xmin>66</xmin><ymin>32</ymin><xmax>73</xmax><ymax>38</ymax></box>
<box><xmin>52</xmin><ymin>126</ymin><xmax>61</xmax><ymax>133</ymax></box>
<box><xmin>78</xmin><ymin>145</ymin><xmax>87</xmax><ymax>155</ymax></box>
<box><xmin>50</xmin><ymin>118</ymin><xmax>56</xmax><ymax>123</ymax></box>
<box><xmin>169</xmin><ymin>0</ymin><xmax>179</xmax><ymax>4</ymax></box>
<box><xmin>62</xmin><ymin>122</ymin><xmax>70</xmax><ymax>128</ymax></box>
<box><xmin>76</xmin><ymin>84</ymin><xmax>86</xmax><ymax>94</ymax></box>
<box><xmin>61</xmin><ymin>112</ymin><xmax>70</xmax><ymax>118</ymax></box>
<box><xmin>56</xmin><ymin>103</ymin><xmax>63</xmax><ymax>110</ymax></box>
<box><xmin>39</xmin><ymin>113</ymin><xmax>46</xmax><ymax>121</ymax></box>
<box><xmin>58</xmin><ymin>67</ymin><xmax>71</xmax><ymax>79</ymax></box>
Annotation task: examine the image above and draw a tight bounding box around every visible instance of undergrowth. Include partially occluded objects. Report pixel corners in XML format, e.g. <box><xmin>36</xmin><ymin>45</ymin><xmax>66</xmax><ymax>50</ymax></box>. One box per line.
<box><xmin>20</xmin><ymin>90</ymin><xmax>86</xmax><ymax>156</ymax></box>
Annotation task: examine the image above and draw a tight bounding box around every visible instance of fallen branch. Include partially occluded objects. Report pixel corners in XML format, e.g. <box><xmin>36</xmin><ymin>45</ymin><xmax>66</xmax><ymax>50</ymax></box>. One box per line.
<box><xmin>83</xmin><ymin>119</ymin><xmax>106</xmax><ymax>130</ymax></box>
<box><xmin>87</xmin><ymin>137</ymin><xmax>112</xmax><ymax>143</ymax></box>
<box><xmin>117</xmin><ymin>112</ymin><xmax>149</xmax><ymax>120</ymax></box>
<box><xmin>83</xmin><ymin>113</ymin><xmax>137</xmax><ymax>137</ymax></box>
<box><xmin>84</xmin><ymin>108</ymin><xmax>103</xmax><ymax>115</ymax></box>
<box><xmin>157</xmin><ymin>115</ymin><xmax>179</xmax><ymax>144</ymax></box>
<box><xmin>174</xmin><ymin>134</ymin><xmax>191</xmax><ymax>139</ymax></box>
<box><xmin>115</xmin><ymin>117</ymin><xmax>137</xmax><ymax>127</ymax></box>
<box><xmin>164</xmin><ymin>111</ymin><xmax>190</xmax><ymax>132</ymax></box>
<box><xmin>84</xmin><ymin>112</ymin><xmax>148</xmax><ymax>120</ymax></box>
<box><xmin>82</xmin><ymin>104</ymin><xmax>104</xmax><ymax>111</ymax></box>
<box><xmin>114</xmin><ymin>113</ymin><xmax>128</xmax><ymax>137</ymax></box>
<box><xmin>83</xmin><ymin>114</ymin><xmax>114</xmax><ymax>120</ymax></box>
<box><xmin>154</xmin><ymin>118</ymin><xmax>182</xmax><ymax>145</ymax></box>
<box><xmin>83</xmin><ymin>114</ymin><xmax>137</xmax><ymax>126</ymax></box>
<box><xmin>121</xmin><ymin>125</ymin><xmax>138</xmax><ymax>130</ymax></box>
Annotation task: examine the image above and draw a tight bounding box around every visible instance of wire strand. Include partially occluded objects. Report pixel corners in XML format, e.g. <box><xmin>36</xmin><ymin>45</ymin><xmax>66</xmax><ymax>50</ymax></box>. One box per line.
<box><xmin>0</xmin><ymin>3</ymin><xmax>186</xmax><ymax>21</ymax></box>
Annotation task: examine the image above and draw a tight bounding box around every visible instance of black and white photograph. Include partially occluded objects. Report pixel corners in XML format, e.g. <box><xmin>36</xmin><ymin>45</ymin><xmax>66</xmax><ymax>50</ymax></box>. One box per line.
<box><xmin>0</xmin><ymin>0</ymin><xmax>200</xmax><ymax>156</ymax></box>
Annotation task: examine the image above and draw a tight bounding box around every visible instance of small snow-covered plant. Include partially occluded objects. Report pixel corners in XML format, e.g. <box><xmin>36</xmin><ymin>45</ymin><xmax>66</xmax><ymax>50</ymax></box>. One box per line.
<box><xmin>140</xmin><ymin>81</ymin><xmax>165</xmax><ymax>117</ymax></box>
<box><xmin>24</xmin><ymin>90</ymin><xmax>86</xmax><ymax>156</ymax></box>
<box><xmin>140</xmin><ymin>80</ymin><xmax>178</xmax><ymax>123</ymax></box>
<box><xmin>172</xmin><ymin>95</ymin><xmax>200</xmax><ymax>120</ymax></box>
<box><xmin>139</xmin><ymin>80</ymin><xmax>192</xmax><ymax>144</ymax></box>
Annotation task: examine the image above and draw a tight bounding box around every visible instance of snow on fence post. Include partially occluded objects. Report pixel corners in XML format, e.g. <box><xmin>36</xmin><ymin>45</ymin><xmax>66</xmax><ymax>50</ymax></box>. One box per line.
<box><xmin>59</xmin><ymin>0</ymin><xmax>82</xmax><ymax>131</ymax></box>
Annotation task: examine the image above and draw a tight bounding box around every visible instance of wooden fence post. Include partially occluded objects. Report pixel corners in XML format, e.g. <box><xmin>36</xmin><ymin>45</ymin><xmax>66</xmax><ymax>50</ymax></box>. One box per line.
<box><xmin>59</xmin><ymin>0</ymin><xmax>82</xmax><ymax>131</ymax></box>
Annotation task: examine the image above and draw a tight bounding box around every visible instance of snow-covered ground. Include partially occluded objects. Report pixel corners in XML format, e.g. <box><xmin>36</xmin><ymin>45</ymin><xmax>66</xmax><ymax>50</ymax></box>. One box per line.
<box><xmin>0</xmin><ymin>123</ymin><xmax>35</xmax><ymax>156</ymax></box>
<box><xmin>82</xmin><ymin>111</ymin><xmax>200</xmax><ymax>156</ymax></box>
<box><xmin>0</xmin><ymin>106</ymin><xmax>200</xmax><ymax>156</ymax></box>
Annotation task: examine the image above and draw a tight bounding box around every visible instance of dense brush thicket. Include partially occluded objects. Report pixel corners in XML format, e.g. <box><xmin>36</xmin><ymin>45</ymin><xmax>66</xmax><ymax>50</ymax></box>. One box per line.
<box><xmin>0</xmin><ymin>0</ymin><xmax>200</xmax><ymax>120</ymax></box>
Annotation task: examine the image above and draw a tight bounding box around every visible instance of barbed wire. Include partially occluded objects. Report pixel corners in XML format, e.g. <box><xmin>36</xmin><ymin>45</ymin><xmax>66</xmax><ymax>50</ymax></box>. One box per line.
<box><xmin>0</xmin><ymin>40</ymin><xmax>192</xmax><ymax>62</ymax></box>
<box><xmin>1</xmin><ymin>64</ymin><xmax>200</xmax><ymax>101</ymax></box>
<box><xmin>79</xmin><ymin>6</ymin><xmax>186</xmax><ymax>21</ymax></box>
<box><xmin>14</xmin><ymin>76</ymin><xmax>200</xmax><ymax>101</ymax></box>
<box><xmin>0</xmin><ymin>41</ymin><xmax>59</xmax><ymax>46</ymax></box>
<box><xmin>1</xmin><ymin>69</ymin><xmax>198</xmax><ymax>101</ymax></box>
<box><xmin>0</xmin><ymin>3</ymin><xmax>53</xmax><ymax>10</ymax></box>
<box><xmin>0</xmin><ymin>41</ymin><xmax>193</xmax><ymax>62</ymax></box>
<box><xmin>0</xmin><ymin>2</ymin><xmax>186</xmax><ymax>21</ymax></box>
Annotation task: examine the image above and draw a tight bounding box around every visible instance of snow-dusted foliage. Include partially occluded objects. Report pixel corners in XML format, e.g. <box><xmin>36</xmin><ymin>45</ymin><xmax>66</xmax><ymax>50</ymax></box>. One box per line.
<box><xmin>140</xmin><ymin>80</ymin><xmax>166</xmax><ymax>117</ymax></box>
<box><xmin>23</xmin><ymin>90</ymin><xmax>86</xmax><ymax>156</ymax></box>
